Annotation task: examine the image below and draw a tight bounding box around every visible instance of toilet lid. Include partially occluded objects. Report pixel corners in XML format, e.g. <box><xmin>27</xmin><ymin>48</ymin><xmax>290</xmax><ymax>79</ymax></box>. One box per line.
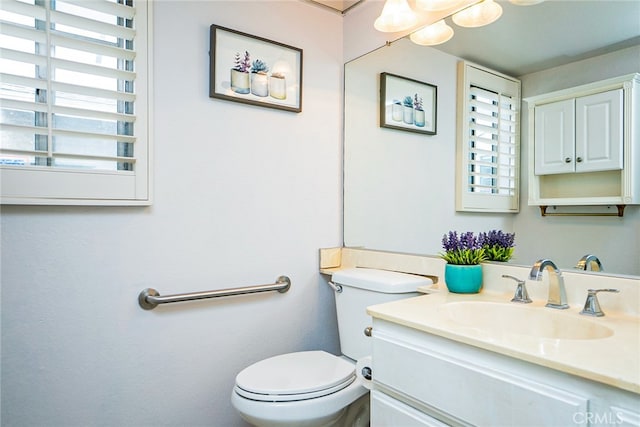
<box><xmin>235</xmin><ymin>351</ymin><xmax>355</xmax><ymax>402</ymax></box>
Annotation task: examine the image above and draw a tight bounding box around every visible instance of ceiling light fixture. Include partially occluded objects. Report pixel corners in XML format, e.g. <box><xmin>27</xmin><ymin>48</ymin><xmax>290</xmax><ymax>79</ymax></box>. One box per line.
<box><xmin>374</xmin><ymin>0</ymin><xmax>543</xmax><ymax>46</ymax></box>
<box><xmin>410</xmin><ymin>19</ymin><xmax>454</xmax><ymax>46</ymax></box>
<box><xmin>415</xmin><ymin>0</ymin><xmax>457</xmax><ymax>12</ymax></box>
<box><xmin>451</xmin><ymin>0</ymin><xmax>502</xmax><ymax>28</ymax></box>
<box><xmin>374</xmin><ymin>0</ymin><xmax>418</xmax><ymax>32</ymax></box>
<box><xmin>508</xmin><ymin>0</ymin><xmax>544</xmax><ymax>5</ymax></box>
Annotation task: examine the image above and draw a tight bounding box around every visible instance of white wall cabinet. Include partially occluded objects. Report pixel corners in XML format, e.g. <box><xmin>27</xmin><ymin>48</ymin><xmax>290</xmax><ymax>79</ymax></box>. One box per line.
<box><xmin>371</xmin><ymin>320</ymin><xmax>640</xmax><ymax>427</ymax></box>
<box><xmin>526</xmin><ymin>74</ymin><xmax>639</xmax><ymax>208</ymax></box>
<box><xmin>534</xmin><ymin>89</ymin><xmax>622</xmax><ymax>175</ymax></box>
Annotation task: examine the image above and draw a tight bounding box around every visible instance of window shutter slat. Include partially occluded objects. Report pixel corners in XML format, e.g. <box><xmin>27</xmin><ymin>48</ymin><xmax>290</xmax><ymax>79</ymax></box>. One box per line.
<box><xmin>51</xmin><ymin>128</ymin><xmax>136</xmax><ymax>143</ymax></box>
<box><xmin>0</xmin><ymin>0</ymin><xmax>46</xmax><ymax>21</ymax></box>
<box><xmin>50</xmin><ymin>9</ymin><xmax>135</xmax><ymax>41</ymax></box>
<box><xmin>0</xmin><ymin>73</ymin><xmax>47</xmax><ymax>92</ymax></box>
<box><xmin>60</xmin><ymin>0</ymin><xmax>136</xmax><ymax>20</ymax></box>
<box><xmin>0</xmin><ymin>47</ymin><xmax>48</xmax><ymax>67</ymax></box>
<box><xmin>51</xmin><ymin>56</ymin><xmax>136</xmax><ymax>81</ymax></box>
<box><xmin>51</xmin><ymin>104</ymin><xmax>136</xmax><ymax>123</ymax></box>
<box><xmin>51</xmin><ymin>32</ymin><xmax>136</xmax><ymax>60</ymax></box>
<box><xmin>0</xmin><ymin>21</ymin><xmax>47</xmax><ymax>44</ymax></box>
<box><xmin>51</xmin><ymin>80</ymin><xmax>135</xmax><ymax>102</ymax></box>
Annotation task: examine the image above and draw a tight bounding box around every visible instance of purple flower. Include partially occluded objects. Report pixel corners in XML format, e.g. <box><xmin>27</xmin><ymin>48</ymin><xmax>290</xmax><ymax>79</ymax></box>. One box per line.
<box><xmin>479</xmin><ymin>230</ymin><xmax>515</xmax><ymax>248</ymax></box>
<box><xmin>233</xmin><ymin>51</ymin><xmax>251</xmax><ymax>72</ymax></box>
<box><xmin>441</xmin><ymin>231</ymin><xmax>487</xmax><ymax>265</ymax></box>
<box><xmin>460</xmin><ymin>231</ymin><xmax>481</xmax><ymax>250</ymax></box>
<box><xmin>479</xmin><ymin>230</ymin><xmax>516</xmax><ymax>262</ymax></box>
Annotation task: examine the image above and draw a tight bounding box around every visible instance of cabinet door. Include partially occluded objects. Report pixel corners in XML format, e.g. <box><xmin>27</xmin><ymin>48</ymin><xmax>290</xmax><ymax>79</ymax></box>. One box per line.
<box><xmin>534</xmin><ymin>99</ymin><xmax>575</xmax><ymax>175</ymax></box>
<box><xmin>575</xmin><ymin>89</ymin><xmax>623</xmax><ymax>172</ymax></box>
<box><xmin>371</xmin><ymin>390</ymin><xmax>449</xmax><ymax>427</ymax></box>
<box><xmin>373</xmin><ymin>333</ymin><xmax>590</xmax><ymax>426</ymax></box>
<box><xmin>607</xmin><ymin>406</ymin><xmax>640</xmax><ymax>427</ymax></box>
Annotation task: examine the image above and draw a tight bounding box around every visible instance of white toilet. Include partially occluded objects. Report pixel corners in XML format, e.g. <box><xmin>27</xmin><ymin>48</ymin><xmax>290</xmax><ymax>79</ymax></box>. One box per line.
<box><xmin>231</xmin><ymin>267</ymin><xmax>432</xmax><ymax>427</ymax></box>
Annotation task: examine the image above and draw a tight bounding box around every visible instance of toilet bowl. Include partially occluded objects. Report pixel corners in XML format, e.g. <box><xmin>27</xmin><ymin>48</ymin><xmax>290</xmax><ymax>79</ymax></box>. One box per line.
<box><xmin>231</xmin><ymin>351</ymin><xmax>369</xmax><ymax>427</ymax></box>
<box><xmin>231</xmin><ymin>268</ymin><xmax>433</xmax><ymax>427</ymax></box>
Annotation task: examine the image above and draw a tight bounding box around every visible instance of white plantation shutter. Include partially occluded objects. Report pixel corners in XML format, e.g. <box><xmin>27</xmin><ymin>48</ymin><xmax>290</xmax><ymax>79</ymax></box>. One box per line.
<box><xmin>468</xmin><ymin>86</ymin><xmax>517</xmax><ymax>195</ymax></box>
<box><xmin>456</xmin><ymin>62</ymin><xmax>520</xmax><ymax>212</ymax></box>
<box><xmin>0</xmin><ymin>0</ymin><xmax>151</xmax><ymax>205</ymax></box>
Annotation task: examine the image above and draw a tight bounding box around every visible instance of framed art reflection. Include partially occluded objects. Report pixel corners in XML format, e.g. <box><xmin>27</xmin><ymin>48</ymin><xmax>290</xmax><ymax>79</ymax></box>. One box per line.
<box><xmin>380</xmin><ymin>72</ymin><xmax>437</xmax><ymax>135</ymax></box>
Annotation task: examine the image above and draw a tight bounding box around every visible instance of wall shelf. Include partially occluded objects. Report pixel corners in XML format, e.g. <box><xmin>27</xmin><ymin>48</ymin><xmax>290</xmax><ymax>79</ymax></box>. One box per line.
<box><xmin>539</xmin><ymin>205</ymin><xmax>626</xmax><ymax>217</ymax></box>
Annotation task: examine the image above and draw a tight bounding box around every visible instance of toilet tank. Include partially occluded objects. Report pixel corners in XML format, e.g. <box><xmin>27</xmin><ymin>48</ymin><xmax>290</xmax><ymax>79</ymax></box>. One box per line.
<box><xmin>331</xmin><ymin>268</ymin><xmax>433</xmax><ymax>361</ymax></box>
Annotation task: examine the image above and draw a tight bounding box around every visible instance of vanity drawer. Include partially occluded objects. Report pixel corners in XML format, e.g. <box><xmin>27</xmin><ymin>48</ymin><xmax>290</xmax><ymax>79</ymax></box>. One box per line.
<box><xmin>371</xmin><ymin>390</ymin><xmax>449</xmax><ymax>427</ymax></box>
<box><xmin>372</xmin><ymin>330</ymin><xmax>589</xmax><ymax>426</ymax></box>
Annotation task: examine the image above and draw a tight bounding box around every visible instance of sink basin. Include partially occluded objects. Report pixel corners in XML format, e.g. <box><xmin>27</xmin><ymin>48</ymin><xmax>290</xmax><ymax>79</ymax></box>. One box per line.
<box><xmin>439</xmin><ymin>301</ymin><xmax>614</xmax><ymax>340</ymax></box>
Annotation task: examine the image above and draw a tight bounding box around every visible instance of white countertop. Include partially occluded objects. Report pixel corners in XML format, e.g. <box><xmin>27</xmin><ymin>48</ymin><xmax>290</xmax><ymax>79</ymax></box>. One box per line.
<box><xmin>367</xmin><ymin>290</ymin><xmax>640</xmax><ymax>394</ymax></box>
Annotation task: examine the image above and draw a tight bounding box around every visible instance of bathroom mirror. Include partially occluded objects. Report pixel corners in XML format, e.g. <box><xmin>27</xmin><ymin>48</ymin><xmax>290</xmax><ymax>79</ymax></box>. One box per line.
<box><xmin>343</xmin><ymin>0</ymin><xmax>640</xmax><ymax>276</ymax></box>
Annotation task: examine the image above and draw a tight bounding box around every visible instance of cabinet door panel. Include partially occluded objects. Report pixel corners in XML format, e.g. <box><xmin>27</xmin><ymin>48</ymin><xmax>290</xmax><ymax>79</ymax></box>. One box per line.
<box><xmin>576</xmin><ymin>89</ymin><xmax>623</xmax><ymax>172</ymax></box>
<box><xmin>373</xmin><ymin>335</ymin><xmax>589</xmax><ymax>426</ymax></box>
<box><xmin>534</xmin><ymin>99</ymin><xmax>575</xmax><ymax>175</ymax></box>
<box><xmin>609</xmin><ymin>406</ymin><xmax>640</xmax><ymax>427</ymax></box>
<box><xmin>371</xmin><ymin>390</ymin><xmax>449</xmax><ymax>427</ymax></box>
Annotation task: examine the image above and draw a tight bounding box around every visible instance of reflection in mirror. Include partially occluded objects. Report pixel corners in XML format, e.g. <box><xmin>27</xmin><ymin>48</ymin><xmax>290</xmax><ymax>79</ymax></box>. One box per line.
<box><xmin>343</xmin><ymin>1</ymin><xmax>640</xmax><ymax>276</ymax></box>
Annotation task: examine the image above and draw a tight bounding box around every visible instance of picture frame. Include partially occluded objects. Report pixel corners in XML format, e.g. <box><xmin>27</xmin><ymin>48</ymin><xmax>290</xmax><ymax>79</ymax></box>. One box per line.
<box><xmin>379</xmin><ymin>72</ymin><xmax>437</xmax><ymax>135</ymax></box>
<box><xmin>209</xmin><ymin>24</ymin><xmax>303</xmax><ymax>113</ymax></box>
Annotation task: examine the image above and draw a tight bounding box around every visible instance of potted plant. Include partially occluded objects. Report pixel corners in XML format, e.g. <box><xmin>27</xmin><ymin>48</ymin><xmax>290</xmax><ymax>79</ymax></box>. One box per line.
<box><xmin>270</xmin><ymin>71</ymin><xmax>286</xmax><ymax>100</ymax></box>
<box><xmin>414</xmin><ymin>93</ymin><xmax>425</xmax><ymax>127</ymax></box>
<box><xmin>392</xmin><ymin>99</ymin><xmax>402</xmax><ymax>122</ymax></box>
<box><xmin>479</xmin><ymin>230</ymin><xmax>515</xmax><ymax>262</ymax></box>
<box><xmin>402</xmin><ymin>95</ymin><xmax>414</xmax><ymax>125</ymax></box>
<box><xmin>250</xmin><ymin>59</ymin><xmax>269</xmax><ymax>97</ymax></box>
<box><xmin>440</xmin><ymin>231</ymin><xmax>487</xmax><ymax>293</ymax></box>
<box><xmin>231</xmin><ymin>51</ymin><xmax>251</xmax><ymax>94</ymax></box>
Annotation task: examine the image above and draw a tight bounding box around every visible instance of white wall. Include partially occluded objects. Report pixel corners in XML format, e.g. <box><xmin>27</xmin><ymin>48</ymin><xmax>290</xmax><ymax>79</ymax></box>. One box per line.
<box><xmin>0</xmin><ymin>2</ymin><xmax>343</xmax><ymax>426</ymax></box>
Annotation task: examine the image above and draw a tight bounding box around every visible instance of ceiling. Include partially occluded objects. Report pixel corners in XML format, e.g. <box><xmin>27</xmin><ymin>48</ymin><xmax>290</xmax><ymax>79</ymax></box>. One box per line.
<box><xmin>309</xmin><ymin>0</ymin><xmax>363</xmax><ymax>12</ymax></box>
<box><xmin>309</xmin><ymin>0</ymin><xmax>640</xmax><ymax>76</ymax></box>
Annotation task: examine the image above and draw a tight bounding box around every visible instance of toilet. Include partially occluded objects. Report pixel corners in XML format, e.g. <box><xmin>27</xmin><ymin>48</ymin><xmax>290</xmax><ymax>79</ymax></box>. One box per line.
<box><xmin>231</xmin><ymin>267</ymin><xmax>433</xmax><ymax>427</ymax></box>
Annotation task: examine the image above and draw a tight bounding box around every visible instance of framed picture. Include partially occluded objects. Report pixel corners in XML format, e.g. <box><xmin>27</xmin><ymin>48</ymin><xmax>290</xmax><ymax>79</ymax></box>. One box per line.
<box><xmin>379</xmin><ymin>72</ymin><xmax>437</xmax><ymax>135</ymax></box>
<box><xmin>209</xmin><ymin>24</ymin><xmax>303</xmax><ymax>113</ymax></box>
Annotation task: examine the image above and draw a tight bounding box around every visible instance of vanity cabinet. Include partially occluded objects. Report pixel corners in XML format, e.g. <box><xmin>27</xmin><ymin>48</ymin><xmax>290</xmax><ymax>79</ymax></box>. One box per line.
<box><xmin>371</xmin><ymin>390</ymin><xmax>448</xmax><ymax>427</ymax></box>
<box><xmin>526</xmin><ymin>73</ymin><xmax>639</xmax><ymax>208</ymax></box>
<box><xmin>370</xmin><ymin>319</ymin><xmax>640</xmax><ymax>427</ymax></box>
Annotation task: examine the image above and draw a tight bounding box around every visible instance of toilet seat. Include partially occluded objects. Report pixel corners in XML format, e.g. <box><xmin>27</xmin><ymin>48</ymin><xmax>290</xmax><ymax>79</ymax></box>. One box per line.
<box><xmin>234</xmin><ymin>351</ymin><xmax>356</xmax><ymax>402</ymax></box>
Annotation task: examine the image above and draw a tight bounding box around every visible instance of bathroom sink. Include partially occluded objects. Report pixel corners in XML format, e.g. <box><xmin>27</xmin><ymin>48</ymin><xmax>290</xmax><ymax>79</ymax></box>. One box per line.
<box><xmin>439</xmin><ymin>301</ymin><xmax>614</xmax><ymax>340</ymax></box>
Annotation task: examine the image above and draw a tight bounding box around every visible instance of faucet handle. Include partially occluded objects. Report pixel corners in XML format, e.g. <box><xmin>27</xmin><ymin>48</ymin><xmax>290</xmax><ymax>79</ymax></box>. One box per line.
<box><xmin>580</xmin><ymin>288</ymin><xmax>620</xmax><ymax>317</ymax></box>
<box><xmin>502</xmin><ymin>275</ymin><xmax>532</xmax><ymax>304</ymax></box>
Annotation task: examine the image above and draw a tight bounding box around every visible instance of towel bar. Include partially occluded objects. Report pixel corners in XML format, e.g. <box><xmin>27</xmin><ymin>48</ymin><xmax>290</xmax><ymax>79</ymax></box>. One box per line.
<box><xmin>138</xmin><ymin>276</ymin><xmax>291</xmax><ymax>310</ymax></box>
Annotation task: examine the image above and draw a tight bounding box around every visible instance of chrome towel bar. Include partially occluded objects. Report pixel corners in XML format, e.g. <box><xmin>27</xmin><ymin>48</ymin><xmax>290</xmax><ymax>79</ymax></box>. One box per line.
<box><xmin>138</xmin><ymin>276</ymin><xmax>291</xmax><ymax>310</ymax></box>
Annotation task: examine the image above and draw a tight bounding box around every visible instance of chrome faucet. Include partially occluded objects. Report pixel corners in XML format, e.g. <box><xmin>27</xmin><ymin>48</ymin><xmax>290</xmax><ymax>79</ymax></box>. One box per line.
<box><xmin>529</xmin><ymin>259</ymin><xmax>569</xmax><ymax>309</ymax></box>
<box><xmin>580</xmin><ymin>288</ymin><xmax>620</xmax><ymax>317</ymax></box>
<box><xmin>575</xmin><ymin>254</ymin><xmax>603</xmax><ymax>272</ymax></box>
<box><xmin>502</xmin><ymin>275</ymin><xmax>532</xmax><ymax>304</ymax></box>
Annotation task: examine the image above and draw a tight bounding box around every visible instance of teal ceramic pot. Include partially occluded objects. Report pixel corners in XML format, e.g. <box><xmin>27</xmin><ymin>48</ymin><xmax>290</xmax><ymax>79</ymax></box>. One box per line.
<box><xmin>444</xmin><ymin>264</ymin><xmax>483</xmax><ymax>294</ymax></box>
